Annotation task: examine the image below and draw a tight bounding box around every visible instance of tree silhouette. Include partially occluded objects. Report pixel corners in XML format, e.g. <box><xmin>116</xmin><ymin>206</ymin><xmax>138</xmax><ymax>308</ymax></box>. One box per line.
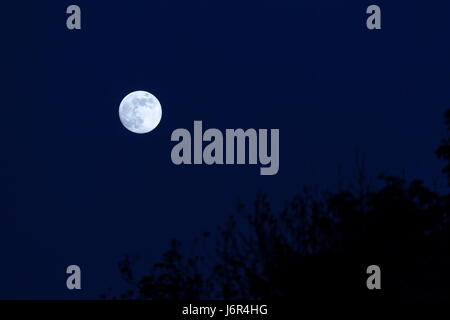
<box><xmin>436</xmin><ymin>109</ymin><xmax>450</xmax><ymax>184</ymax></box>
<box><xmin>108</xmin><ymin>110</ymin><xmax>450</xmax><ymax>301</ymax></box>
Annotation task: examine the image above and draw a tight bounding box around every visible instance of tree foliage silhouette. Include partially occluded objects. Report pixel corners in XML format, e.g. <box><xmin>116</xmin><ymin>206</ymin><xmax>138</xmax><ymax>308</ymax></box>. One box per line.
<box><xmin>109</xmin><ymin>110</ymin><xmax>450</xmax><ymax>300</ymax></box>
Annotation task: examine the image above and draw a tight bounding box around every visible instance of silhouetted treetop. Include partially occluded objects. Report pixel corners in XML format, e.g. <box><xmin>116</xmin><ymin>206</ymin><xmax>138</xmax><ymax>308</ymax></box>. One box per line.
<box><xmin>107</xmin><ymin>110</ymin><xmax>450</xmax><ymax>301</ymax></box>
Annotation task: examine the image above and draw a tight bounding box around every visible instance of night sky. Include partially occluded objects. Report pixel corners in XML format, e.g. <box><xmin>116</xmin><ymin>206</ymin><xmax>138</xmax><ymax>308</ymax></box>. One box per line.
<box><xmin>2</xmin><ymin>0</ymin><xmax>450</xmax><ymax>298</ymax></box>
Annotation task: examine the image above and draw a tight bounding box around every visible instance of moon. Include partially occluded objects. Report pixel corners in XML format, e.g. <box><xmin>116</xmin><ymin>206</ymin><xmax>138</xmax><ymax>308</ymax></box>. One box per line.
<box><xmin>118</xmin><ymin>91</ymin><xmax>162</xmax><ymax>134</ymax></box>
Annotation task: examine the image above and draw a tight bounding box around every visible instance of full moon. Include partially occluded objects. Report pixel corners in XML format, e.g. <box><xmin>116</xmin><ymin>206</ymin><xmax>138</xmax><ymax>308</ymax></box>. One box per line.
<box><xmin>118</xmin><ymin>91</ymin><xmax>162</xmax><ymax>134</ymax></box>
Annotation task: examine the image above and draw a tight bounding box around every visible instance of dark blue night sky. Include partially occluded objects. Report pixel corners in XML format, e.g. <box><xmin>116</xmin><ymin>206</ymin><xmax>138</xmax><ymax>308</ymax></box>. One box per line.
<box><xmin>2</xmin><ymin>0</ymin><xmax>450</xmax><ymax>298</ymax></box>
